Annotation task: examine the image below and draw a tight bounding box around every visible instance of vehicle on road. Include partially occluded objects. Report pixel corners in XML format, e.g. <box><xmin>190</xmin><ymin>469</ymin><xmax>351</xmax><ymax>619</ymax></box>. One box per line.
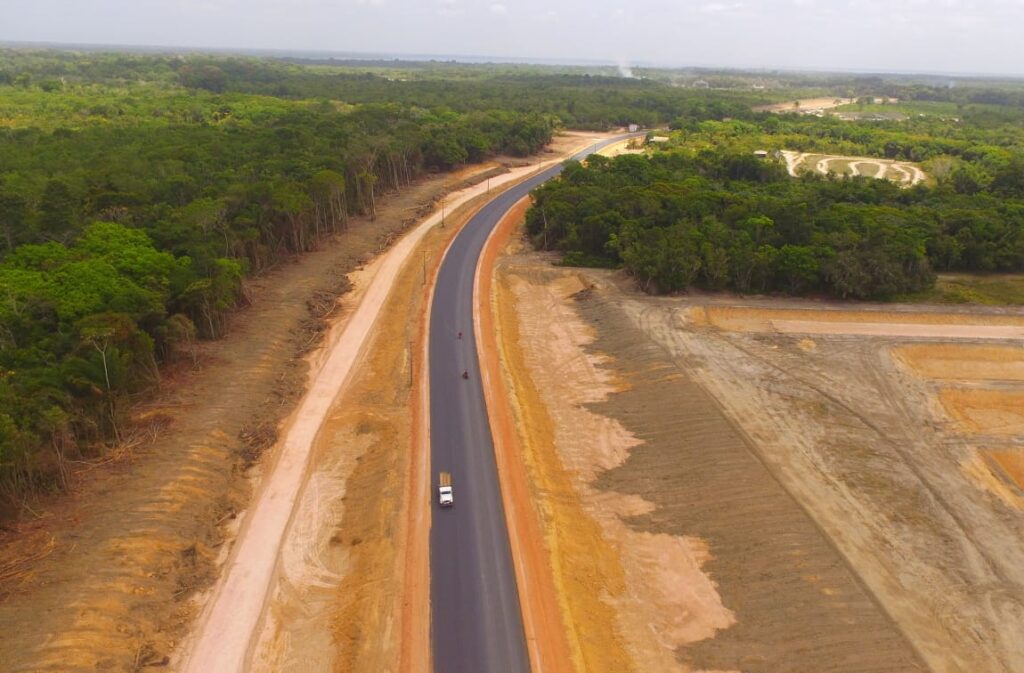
<box><xmin>438</xmin><ymin>472</ymin><xmax>454</xmax><ymax>507</ymax></box>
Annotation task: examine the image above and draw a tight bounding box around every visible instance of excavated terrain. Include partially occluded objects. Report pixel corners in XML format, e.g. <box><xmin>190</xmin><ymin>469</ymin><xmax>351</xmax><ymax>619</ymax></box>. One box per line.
<box><xmin>496</xmin><ymin>248</ymin><xmax>1024</xmax><ymax>673</ymax></box>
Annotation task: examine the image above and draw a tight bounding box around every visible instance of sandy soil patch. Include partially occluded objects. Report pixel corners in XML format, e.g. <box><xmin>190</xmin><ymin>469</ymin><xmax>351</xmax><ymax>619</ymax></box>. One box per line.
<box><xmin>755</xmin><ymin>97</ymin><xmax>853</xmax><ymax>113</ymax></box>
<box><xmin>895</xmin><ymin>344</ymin><xmax>1024</xmax><ymax>382</ymax></box>
<box><xmin>773</xmin><ymin>319</ymin><xmax>1024</xmax><ymax>339</ymax></box>
<box><xmin>496</xmin><ymin>265</ymin><xmax>734</xmax><ymax>673</ymax></box>
<box><xmin>939</xmin><ymin>388</ymin><xmax>1024</xmax><ymax>437</ymax></box>
<box><xmin>986</xmin><ymin>449</ymin><xmax>1024</xmax><ymax>490</ymax></box>
<box><xmin>962</xmin><ymin>453</ymin><xmax>1024</xmax><ymax>510</ymax></box>
<box><xmin>894</xmin><ymin>341</ymin><xmax>1024</xmax><ymax>513</ymax></box>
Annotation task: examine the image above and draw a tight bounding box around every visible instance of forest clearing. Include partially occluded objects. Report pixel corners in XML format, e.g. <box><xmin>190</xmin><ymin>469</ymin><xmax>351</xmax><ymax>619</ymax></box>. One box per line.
<box><xmin>493</xmin><ymin>233</ymin><xmax>1024</xmax><ymax>672</ymax></box>
<box><xmin>753</xmin><ymin>97</ymin><xmax>854</xmax><ymax>114</ymax></box>
<box><xmin>780</xmin><ymin>150</ymin><xmax>928</xmax><ymax>186</ymax></box>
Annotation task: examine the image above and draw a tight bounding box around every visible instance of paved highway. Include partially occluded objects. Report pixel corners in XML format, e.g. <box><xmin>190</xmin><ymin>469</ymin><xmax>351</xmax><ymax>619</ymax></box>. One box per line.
<box><xmin>429</xmin><ymin>135</ymin><xmax>636</xmax><ymax>673</ymax></box>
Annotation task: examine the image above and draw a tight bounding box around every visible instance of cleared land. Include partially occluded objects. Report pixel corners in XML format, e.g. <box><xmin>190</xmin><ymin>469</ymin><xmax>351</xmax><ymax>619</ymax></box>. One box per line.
<box><xmin>495</xmin><ymin>244</ymin><xmax>1024</xmax><ymax>672</ymax></box>
<box><xmin>755</xmin><ymin>97</ymin><xmax>854</xmax><ymax>114</ymax></box>
<box><xmin>781</xmin><ymin>150</ymin><xmax>926</xmax><ymax>186</ymax></box>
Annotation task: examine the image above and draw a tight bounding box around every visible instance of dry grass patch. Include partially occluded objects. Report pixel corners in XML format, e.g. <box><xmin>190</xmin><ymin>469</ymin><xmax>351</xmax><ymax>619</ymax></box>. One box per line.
<box><xmin>939</xmin><ymin>388</ymin><xmax>1024</xmax><ymax>436</ymax></box>
<box><xmin>895</xmin><ymin>344</ymin><xmax>1024</xmax><ymax>382</ymax></box>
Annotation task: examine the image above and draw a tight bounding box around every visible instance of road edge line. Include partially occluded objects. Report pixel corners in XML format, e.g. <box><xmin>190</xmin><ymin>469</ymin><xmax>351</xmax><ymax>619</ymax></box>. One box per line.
<box><xmin>473</xmin><ymin>196</ymin><xmax>576</xmax><ymax>673</ymax></box>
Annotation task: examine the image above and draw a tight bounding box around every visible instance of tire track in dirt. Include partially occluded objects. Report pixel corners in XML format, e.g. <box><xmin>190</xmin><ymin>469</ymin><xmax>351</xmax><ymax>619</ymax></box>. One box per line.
<box><xmin>574</xmin><ymin>291</ymin><xmax>927</xmax><ymax>673</ymax></box>
<box><xmin>623</xmin><ymin>296</ymin><xmax>1024</xmax><ymax>672</ymax></box>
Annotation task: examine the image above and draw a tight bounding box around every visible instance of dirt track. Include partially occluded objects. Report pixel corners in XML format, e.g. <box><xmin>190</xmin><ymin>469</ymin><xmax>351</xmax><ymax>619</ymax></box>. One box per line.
<box><xmin>781</xmin><ymin>150</ymin><xmax>926</xmax><ymax>186</ymax></box>
<box><xmin>495</xmin><ymin>250</ymin><xmax>1024</xmax><ymax>672</ymax></box>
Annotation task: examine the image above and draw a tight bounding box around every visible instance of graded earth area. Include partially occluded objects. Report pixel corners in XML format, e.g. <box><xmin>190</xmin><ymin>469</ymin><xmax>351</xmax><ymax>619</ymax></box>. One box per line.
<box><xmin>781</xmin><ymin>150</ymin><xmax>927</xmax><ymax>187</ymax></box>
<box><xmin>493</xmin><ymin>241</ymin><xmax>1024</xmax><ymax>672</ymax></box>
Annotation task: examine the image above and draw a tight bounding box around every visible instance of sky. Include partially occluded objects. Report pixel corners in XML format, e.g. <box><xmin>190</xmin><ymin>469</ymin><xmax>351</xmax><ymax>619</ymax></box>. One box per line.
<box><xmin>3</xmin><ymin>0</ymin><xmax>1024</xmax><ymax>76</ymax></box>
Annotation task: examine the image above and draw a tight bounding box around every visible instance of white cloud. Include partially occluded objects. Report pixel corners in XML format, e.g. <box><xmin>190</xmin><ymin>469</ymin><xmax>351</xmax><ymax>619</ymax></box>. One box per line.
<box><xmin>489</xmin><ymin>3</ymin><xmax>507</xmax><ymax>15</ymax></box>
<box><xmin>436</xmin><ymin>0</ymin><xmax>463</xmax><ymax>16</ymax></box>
<box><xmin>698</xmin><ymin>1</ymin><xmax>744</xmax><ymax>13</ymax></box>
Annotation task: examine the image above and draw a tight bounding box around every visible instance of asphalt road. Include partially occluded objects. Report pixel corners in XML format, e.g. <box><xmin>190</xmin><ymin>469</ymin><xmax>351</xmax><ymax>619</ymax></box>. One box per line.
<box><xmin>429</xmin><ymin>135</ymin><xmax>637</xmax><ymax>673</ymax></box>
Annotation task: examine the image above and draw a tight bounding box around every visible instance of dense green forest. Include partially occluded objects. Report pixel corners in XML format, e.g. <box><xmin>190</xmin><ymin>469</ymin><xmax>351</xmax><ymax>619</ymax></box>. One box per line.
<box><xmin>529</xmin><ymin>98</ymin><xmax>1024</xmax><ymax>296</ymax></box>
<box><xmin>0</xmin><ymin>51</ymin><xmax>607</xmax><ymax>501</ymax></box>
<box><xmin>0</xmin><ymin>50</ymin><xmax>765</xmax><ymax>129</ymax></box>
<box><xmin>528</xmin><ymin>133</ymin><xmax>1024</xmax><ymax>298</ymax></box>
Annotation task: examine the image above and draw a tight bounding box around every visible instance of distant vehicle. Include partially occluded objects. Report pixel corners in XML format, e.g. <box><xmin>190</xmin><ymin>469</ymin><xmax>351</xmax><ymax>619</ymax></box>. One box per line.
<box><xmin>438</xmin><ymin>472</ymin><xmax>454</xmax><ymax>507</ymax></box>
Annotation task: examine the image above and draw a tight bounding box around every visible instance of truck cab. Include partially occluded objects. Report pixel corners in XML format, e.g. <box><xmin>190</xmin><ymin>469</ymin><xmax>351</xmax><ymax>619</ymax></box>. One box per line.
<box><xmin>438</xmin><ymin>471</ymin><xmax>454</xmax><ymax>507</ymax></box>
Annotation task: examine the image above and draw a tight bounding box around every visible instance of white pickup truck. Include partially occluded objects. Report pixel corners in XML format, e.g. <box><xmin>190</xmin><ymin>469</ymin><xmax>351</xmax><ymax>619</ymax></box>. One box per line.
<box><xmin>438</xmin><ymin>471</ymin><xmax>454</xmax><ymax>507</ymax></box>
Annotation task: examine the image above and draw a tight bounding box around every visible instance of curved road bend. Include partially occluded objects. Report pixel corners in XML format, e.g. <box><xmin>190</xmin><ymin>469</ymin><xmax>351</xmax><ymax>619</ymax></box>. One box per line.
<box><xmin>429</xmin><ymin>134</ymin><xmax>638</xmax><ymax>673</ymax></box>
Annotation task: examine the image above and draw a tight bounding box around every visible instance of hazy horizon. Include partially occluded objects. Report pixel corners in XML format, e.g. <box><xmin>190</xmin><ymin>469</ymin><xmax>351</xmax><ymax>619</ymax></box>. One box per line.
<box><xmin>4</xmin><ymin>38</ymin><xmax>1022</xmax><ymax>81</ymax></box>
<box><xmin>3</xmin><ymin>0</ymin><xmax>1024</xmax><ymax>78</ymax></box>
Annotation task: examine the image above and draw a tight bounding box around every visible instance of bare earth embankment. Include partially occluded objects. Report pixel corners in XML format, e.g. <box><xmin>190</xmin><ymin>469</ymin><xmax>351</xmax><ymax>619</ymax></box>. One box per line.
<box><xmin>495</xmin><ymin>239</ymin><xmax>1024</xmax><ymax>672</ymax></box>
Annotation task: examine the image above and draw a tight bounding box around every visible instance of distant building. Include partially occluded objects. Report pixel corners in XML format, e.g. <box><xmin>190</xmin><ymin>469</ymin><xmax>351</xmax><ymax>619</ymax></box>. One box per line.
<box><xmin>628</xmin><ymin>123</ymin><xmax>639</xmax><ymax>132</ymax></box>
<box><xmin>693</xmin><ymin>79</ymin><xmax>710</xmax><ymax>89</ymax></box>
<box><xmin>648</xmin><ymin>136</ymin><xmax>670</xmax><ymax>144</ymax></box>
<box><xmin>753</xmin><ymin>150</ymin><xmax>769</xmax><ymax>159</ymax></box>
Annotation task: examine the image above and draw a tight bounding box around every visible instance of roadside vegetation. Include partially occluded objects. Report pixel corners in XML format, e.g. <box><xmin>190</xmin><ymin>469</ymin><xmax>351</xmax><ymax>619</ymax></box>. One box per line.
<box><xmin>899</xmin><ymin>274</ymin><xmax>1024</xmax><ymax>305</ymax></box>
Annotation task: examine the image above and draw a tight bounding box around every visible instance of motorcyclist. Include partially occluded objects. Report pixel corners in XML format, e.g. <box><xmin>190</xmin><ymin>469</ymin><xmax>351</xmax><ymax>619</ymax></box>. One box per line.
<box><xmin>462</xmin><ymin>370</ymin><xmax>468</xmax><ymax>379</ymax></box>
